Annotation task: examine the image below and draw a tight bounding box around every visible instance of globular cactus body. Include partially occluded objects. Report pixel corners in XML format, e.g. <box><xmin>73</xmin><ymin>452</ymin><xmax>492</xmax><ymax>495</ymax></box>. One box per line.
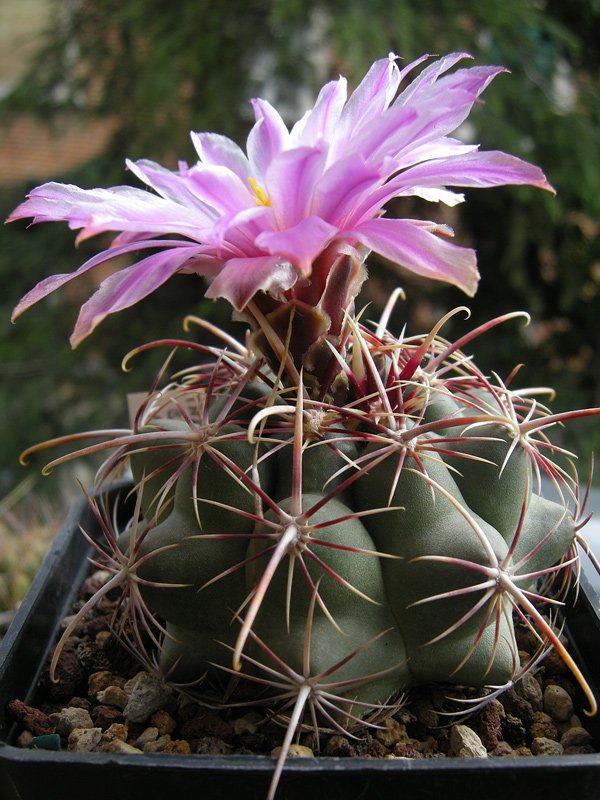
<box><xmin>34</xmin><ymin>312</ymin><xmax>593</xmax><ymax>800</ymax></box>
<box><xmin>121</xmin><ymin>313</ymin><xmax>589</xmax><ymax>721</ymax></box>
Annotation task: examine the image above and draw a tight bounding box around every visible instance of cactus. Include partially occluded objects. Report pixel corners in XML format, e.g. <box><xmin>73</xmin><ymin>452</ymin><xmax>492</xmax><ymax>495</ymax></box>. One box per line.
<box><xmin>10</xmin><ymin>52</ymin><xmax>600</xmax><ymax>799</ymax></box>
<box><xmin>117</xmin><ymin>308</ymin><xmax>599</xmax><ymax>705</ymax></box>
<box><xmin>24</xmin><ymin>303</ymin><xmax>600</xmax><ymax>798</ymax></box>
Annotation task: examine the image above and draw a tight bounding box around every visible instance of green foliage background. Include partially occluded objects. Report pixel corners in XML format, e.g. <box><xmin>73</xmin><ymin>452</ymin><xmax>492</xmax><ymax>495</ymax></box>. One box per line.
<box><xmin>2</xmin><ymin>0</ymin><xmax>600</xmax><ymax>497</ymax></box>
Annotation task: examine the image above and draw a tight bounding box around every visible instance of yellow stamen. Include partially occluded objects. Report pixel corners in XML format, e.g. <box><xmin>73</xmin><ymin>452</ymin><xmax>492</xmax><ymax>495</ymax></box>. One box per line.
<box><xmin>249</xmin><ymin>176</ymin><xmax>271</xmax><ymax>207</ymax></box>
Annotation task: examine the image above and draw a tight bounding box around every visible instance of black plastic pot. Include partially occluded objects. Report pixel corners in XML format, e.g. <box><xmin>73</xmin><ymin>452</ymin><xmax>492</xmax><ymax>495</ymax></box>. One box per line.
<box><xmin>1</xmin><ymin>480</ymin><xmax>600</xmax><ymax>800</ymax></box>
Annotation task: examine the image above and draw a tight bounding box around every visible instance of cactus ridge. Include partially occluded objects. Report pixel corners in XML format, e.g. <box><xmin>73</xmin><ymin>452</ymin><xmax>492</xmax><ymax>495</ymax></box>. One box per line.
<box><xmin>24</xmin><ymin>305</ymin><xmax>600</xmax><ymax>799</ymax></box>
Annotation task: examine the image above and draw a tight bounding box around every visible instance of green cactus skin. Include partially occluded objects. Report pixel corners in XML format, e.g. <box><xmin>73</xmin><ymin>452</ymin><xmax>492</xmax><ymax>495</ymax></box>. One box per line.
<box><xmin>352</xmin><ymin>444</ymin><xmax>516</xmax><ymax>684</ymax></box>
<box><xmin>441</xmin><ymin>423</ymin><xmax>532</xmax><ymax>541</ymax></box>
<box><xmin>128</xmin><ymin>419</ymin><xmax>192</xmax><ymax>521</ymax></box>
<box><xmin>512</xmin><ymin>494</ymin><xmax>577</xmax><ymax>590</ymax></box>
<box><xmin>251</xmin><ymin>492</ymin><xmax>411</xmax><ymax>707</ymax></box>
<box><xmin>274</xmin><ymin>433</ymin><xmax>359</xmax><ymax>502</ymax></box>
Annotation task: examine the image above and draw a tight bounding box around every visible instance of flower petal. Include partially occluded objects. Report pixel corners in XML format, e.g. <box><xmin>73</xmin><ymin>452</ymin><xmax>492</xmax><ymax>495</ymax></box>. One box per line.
<box><xmin>312</xmin><ymin>154</ymin><xmax>382</xmax><ymax>227</ymax></box>
<box><xmin>347</xmin><ymin>217</ymin><xmax>479</xmax><ymax>295</ymax></box>
<box><xmin>71</xmin><ymin>245</ymin><xmax>204</xmax><ymax>346</ymax></box>
<box><xmin>357</xmin><ymin>92</ymin><xmax>481</xmax><ymax>174</ymax></box>
<box><xmin>256</xmin><ymin>216</ymin><xmax>339</xmax><ymax>276</ymax></box>
<box><xmin>396</xmin><ymin>150</ymin><xmax>555</xmax><ymax>192</ymax></box>
<box><xmin>352</xmin><ymin>62</ymin><xmax>506</xmax><ymax>174</ymax></box>
<box><xmin>290</xmin><ymin>75</ymin><xmax>347</xmax><ymax>148</ymax></box>
<box><xmin>11</xmin><ymin>239</ymin><xmax>199</xmax><ymax>322</ymax></box>
<box><xmin>388</xmin><ymin>137</ymin><xmax>478</xmax><ymax>172</ymax></box>
<box><xmin>247</xmin><ymin>98</ymin><xmax>290</xmax><ymax>179</ymax></box>
<box><xmin>205</xmin><ymin>255</ymin><xmax>297</xmax><ymax>310</ymax></box>
<box><xmin>394</xmin><ymin>52</ymin><xmax>474</xmax><ymax>105</ymax></box>
<box><xmin>356</xmin><ymin>150</ymin><xmax>553</xmax><ymax>220</ymax></box>
<box><xmin>184</xmin><ymin>164</ymin><xmax>253</xmax><ymax>215</ymax></box>
<box><xmin>7</xmin><ymin>181</ymin><xmax>211</xmax><ymax>242</ymax></box>
<box><xmin>330</xmin><ymin>54</ymin><xmax>401</xmax><ymax>161</ymax></box>
<box><xmin>191</xmin><ymin>131</ymin><xmax>251</xmax><ymax>182</ymax></box>
<box><xmin>126</xmin><ymin>158</ymin><xmax>218</xmax><ymax>221</ymax></box>
<box><xmin>265</xmin><ymin>147</ymin><xmax>327</xmax><ymax>229</ymax></box>
<box><xmin>203</xmin><ymin>204</ymin><xmax>272</xmax><ymax>254</ymax></box>
<box><xmin>410</xmin><ymin>187</ymin><xmax>466</xmax><ymax>205</ymax></box>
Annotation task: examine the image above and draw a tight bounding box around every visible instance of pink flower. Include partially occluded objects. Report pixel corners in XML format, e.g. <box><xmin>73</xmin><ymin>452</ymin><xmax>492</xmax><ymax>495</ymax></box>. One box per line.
<box><xmin>8</xmin><ymin>52</ymin><xmax>553</xmax><ymax>346</ymax></box>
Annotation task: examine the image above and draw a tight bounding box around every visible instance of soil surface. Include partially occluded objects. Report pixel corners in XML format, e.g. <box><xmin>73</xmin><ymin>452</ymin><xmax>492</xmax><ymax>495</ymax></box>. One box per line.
<box><xmin>7</xmin><ymin>570</ymin><xmax>598</xmax><ymax>760</ymax></box>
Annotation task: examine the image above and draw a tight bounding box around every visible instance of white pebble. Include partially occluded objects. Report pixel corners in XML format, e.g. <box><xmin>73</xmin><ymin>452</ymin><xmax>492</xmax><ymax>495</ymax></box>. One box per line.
<box><xmin>67</xmin><ymin>727</ymin><xmax>103</xmax><ymax>752</ymax></box>
<box><xmin>55</xmin><ymin>707</ymin><xmax>94</xmax><ymax>736</ymax></box>
<box><xmin>544</xmin><ymin>685</ymin><xmax>573</xmax><ymax>723</ymax></box>
<box><xmin>450</xmin><ymin>725</ymin><xmax>488</xmax><ymax>758</ymax></box>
